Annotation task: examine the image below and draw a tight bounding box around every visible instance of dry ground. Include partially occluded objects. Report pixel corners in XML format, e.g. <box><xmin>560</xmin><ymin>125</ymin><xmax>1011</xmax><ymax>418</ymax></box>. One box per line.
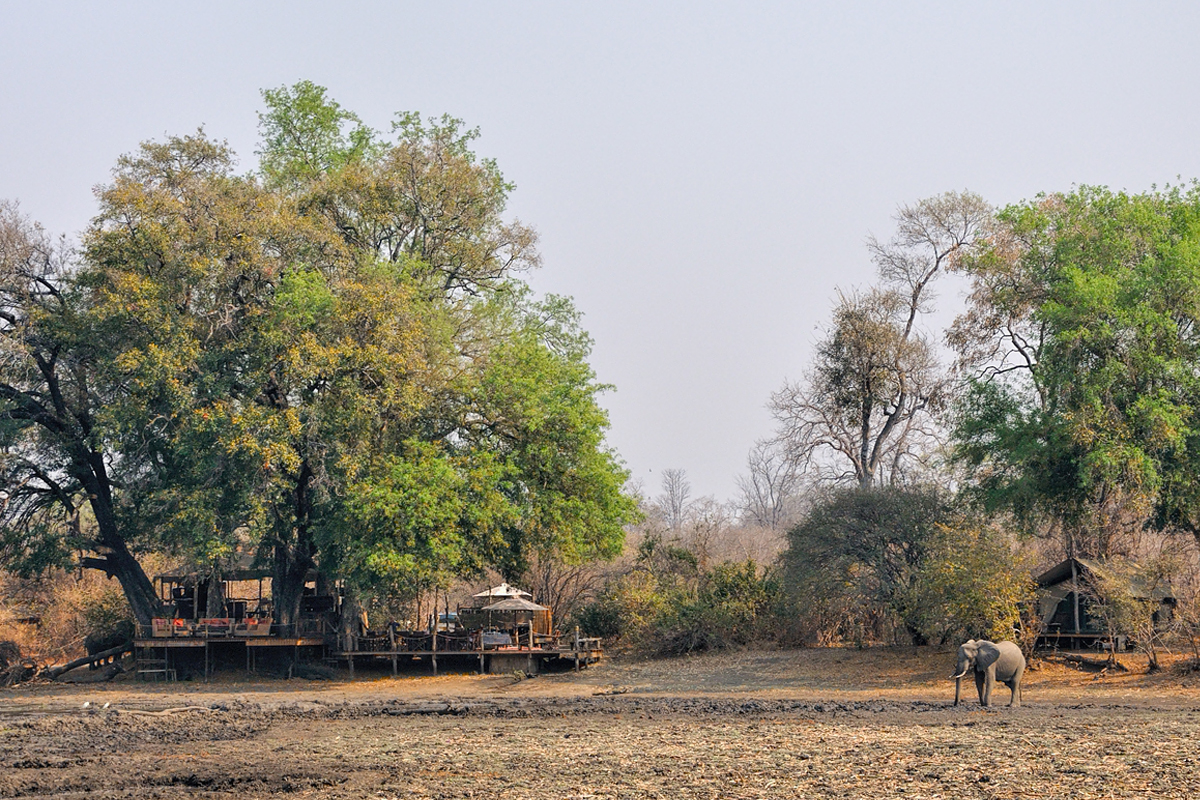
<box><xmin>2</xmin><ymin>647</ymin><xmax>1200</xmax><ymax>798</ymax></box>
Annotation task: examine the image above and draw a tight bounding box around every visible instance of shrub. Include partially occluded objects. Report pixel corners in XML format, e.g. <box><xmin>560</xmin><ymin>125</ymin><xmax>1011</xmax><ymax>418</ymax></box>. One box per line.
<box><xmin>651</xmin><ymin>560</ymin><xmax>781</xmax><ymax>655</ymax></box>
<box><xmin>0</xmin><ymin>568</ymin><xmax>134</xmax><ymax>661</ymax></box>
<box><xmin>900</xmin><ymin>522</ymin><xmax>1036</xmax><ymax>646</ymax></box>
<box><xmin>779</xmin><ymin>486</ymin><xmax>951</xmax><ymax>646</ymax></box>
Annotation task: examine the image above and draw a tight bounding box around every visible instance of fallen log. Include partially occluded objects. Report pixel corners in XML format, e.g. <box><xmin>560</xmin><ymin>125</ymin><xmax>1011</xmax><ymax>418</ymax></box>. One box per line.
<box><xmin>1048</xmin><ymin>653</ymin><xmax>1128</xmax><ymax>672</ymax></box>
<box><xmin>44</xmin><ymin>643</ymin><xmax>133</xmax><ymax>680</ymax></box>
<box><xmin>2</xmin><ymin>660</ymin><xmax>37</xmax><ymax>687</ymax></box>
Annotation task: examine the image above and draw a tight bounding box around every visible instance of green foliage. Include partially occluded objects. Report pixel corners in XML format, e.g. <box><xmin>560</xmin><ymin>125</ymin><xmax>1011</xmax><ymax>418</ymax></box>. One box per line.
<box><xmin>900</xmin><ymin>522</ymin><xmax>1036</xmax><ymax>645</ymax></box>
<box><xmin>258</xmin><ymin>80</ymin><xmax>375</xmax><ymax>188</ymax></box>
<box><xmin>572</xmin><ymin>600</ymin><xmax>623</xmax><ymax>640</ymax></box>
<box><xmin>0</xmin><ymin>82</ymin><xmax>634</xmax><ymax>626</ymax></box>
<box><xmin>574</xmin><ymin>530</ymin><xmax>782</xmax><ymax>656</ymax></box>
<box><xmin>780</xmin><ymin>485</ymin><xmax>950</xmax><ymax>646</ymax></box>
<box><xmin>653</xmin><ymin>561</ymin><xmax>782</xmax><ymax>655</ymax></box>
<box><xmin>952</xmin><ymin>185</ymin><xmax>1200</xmax><ymax>555</ymax></box>
<box><xmin>574</xmin><ymin>569</ymin><xmax>680</xmax><ymax>644</ymax></box>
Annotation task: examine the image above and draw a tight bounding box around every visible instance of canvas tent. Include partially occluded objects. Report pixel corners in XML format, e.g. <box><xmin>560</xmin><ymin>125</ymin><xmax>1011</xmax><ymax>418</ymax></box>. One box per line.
<box><xmin>1036</xmin><ymin>557</ymin><xmax>1176</xmax><ymax>650</ymax></box>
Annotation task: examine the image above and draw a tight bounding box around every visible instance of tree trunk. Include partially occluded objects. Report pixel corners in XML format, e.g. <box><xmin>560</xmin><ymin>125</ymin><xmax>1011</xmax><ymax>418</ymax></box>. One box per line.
<box><xmin>272</xmin><ymin>464</ymin><xmax>317</xmax><ymax>635</ymax></box>
<box><xmin>102</xmin><ymin>544</ymin><xmax>164</xmax><ymax>627</ymax></box>
<box><xmin>273</xmin><ymin>541</ymin><xmax>312</xmax><ymax>635</ymax></box>
<box><xmin>339</xmin><ymin>590</ymin><xmax>364</xmax><ymax>650</ymax></box>
<box><xmin>206</xmin><ymin>572</ymin><xmax>226</xmax><ymax>617</ymax></box>
<box><xmin>45</xmin><ymin>642</ymin><xmax>133</xmax><ymax>679</ymax></box>
<box><xmin>79</xmin><ymin>454</ymin><xmax>165</xmax><ymax>627</ymax></box>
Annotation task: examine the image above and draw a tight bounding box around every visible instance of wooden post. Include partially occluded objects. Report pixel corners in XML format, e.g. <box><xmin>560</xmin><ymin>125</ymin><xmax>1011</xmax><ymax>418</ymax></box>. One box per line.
<box><xmin>574</xmin><ymin>626</ymin><xmax>580</xmax><ymax>672</ymax></box>
<box><xmin>389</xmin><ymin>625</ymin><xmax>397</xmax><ymax>677</ymax></box>
<box><xmin>1072</xmin><ymin>559</ymin><xmax>1081</xmax><ymax>637</ymax></box>
<box><xmin>432</xmin><ymin>614</ymin><xmax>438</xmax><ymax>676</ymax></box>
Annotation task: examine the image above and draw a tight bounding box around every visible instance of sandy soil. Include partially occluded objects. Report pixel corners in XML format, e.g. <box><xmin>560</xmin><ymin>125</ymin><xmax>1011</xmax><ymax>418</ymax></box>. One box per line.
<box><xmin>2</xmin><ymin>647</ymin><xmax>1199</xmax><ymax>798</ymax></box>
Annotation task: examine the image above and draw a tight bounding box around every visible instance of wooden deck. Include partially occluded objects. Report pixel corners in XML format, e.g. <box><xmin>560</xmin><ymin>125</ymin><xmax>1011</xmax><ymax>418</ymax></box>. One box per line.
<box><xmin>134</xmin><ymin>636</ymin><xmax>603</xmax><ymax>679</ymax></box>
<box><xmin>134</xmin><ymin>637</ymin><xmax>327</xmax><ymax>679</ymax></box>
<box><xmin>333</xmin><ymin>646</ymin><xmax>604</xmax><ymax>676</ymax></box>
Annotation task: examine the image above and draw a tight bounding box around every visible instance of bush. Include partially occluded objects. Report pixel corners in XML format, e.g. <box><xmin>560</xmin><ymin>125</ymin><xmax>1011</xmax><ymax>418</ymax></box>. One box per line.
<box><xmin>574</xmin><ymin>552</ymin><xmax>787</xmax><ymax>657</ymax></box>
<box><xmin>779</xmin><ymin>486</ymin><xmax>951</xmax><ymax>646</ymax></box>
<box><xmin>0</xmin><ymin>568</ymin><xmax>134</xmax><ymax>661</ymax></box>
<box><xmin>573</xmin><ymin>599</ymin><xmax>622</xmax><ymax>639</ymax></box>
<box><xmin>900</xmin><ymin>522</ymin><xmax>1036</xmax><ymax>646</ymax></box>
<box><xmin>571</xmin><ymin>569</ymin><xmax>681</xmax><ymax>647</ymax></box>
<box><xmin>652</xmin><ymin>560</ymin><xmax>781</xmax><ymax>655</ymax></box>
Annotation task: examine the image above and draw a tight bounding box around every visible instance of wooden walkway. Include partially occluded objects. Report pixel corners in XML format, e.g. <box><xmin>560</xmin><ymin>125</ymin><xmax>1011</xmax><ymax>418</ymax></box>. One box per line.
<box><xmin>334</xmin><ymin>645</ymin><xmax>603</xmax><ymax>676</ymax></box>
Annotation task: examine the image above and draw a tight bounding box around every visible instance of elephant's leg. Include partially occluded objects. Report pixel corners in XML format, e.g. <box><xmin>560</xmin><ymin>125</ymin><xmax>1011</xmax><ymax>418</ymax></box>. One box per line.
<box><xmin>1009</xmin><ymin>666</ymin><xmax>1024</xmax><ymax>707</ymax></box>
<box><xmin>982</xmin><ymin>669</ymin><xmax>995</xmax><ymax>707</ymax></box>
<box><xmin>975</xmin><ymin>671</ymin><xmax>986</xmax><ymax>705</ymax></box>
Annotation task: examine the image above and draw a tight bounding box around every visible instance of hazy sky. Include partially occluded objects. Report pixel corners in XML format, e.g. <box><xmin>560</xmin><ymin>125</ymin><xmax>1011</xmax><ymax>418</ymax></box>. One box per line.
<box><xmin>4</xmin><ymin>2</ymin><xmax>1200</xmax><ymax>502</ymax></box>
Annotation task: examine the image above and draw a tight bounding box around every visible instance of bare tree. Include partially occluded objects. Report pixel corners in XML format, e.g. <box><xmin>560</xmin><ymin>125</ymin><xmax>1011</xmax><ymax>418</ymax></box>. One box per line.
<box><xmin>771</xmin><ymin>192</ymin><xmax>991</xmax><ymax>488</ymax></box>
<box><xmin>679</xmin><ymin>496</ymin><xmax>732</xmax><ymax>570</ymax></box>
<box><xmin>869</xmin><ymin>191</ymin><xmax>993</xmax><ymax>341</ymax></box>
<box><xmin>519</xmin><ymin>552</ymin><xmax>616</xmax><ymax>626</ymax></box>
<box><xmin>657</xmin><ymin>468</ymin><xmax>692</xmax><ymax>531</ymax></box>
<box><xmin>736</xmin><ymin>439</ymin><xmax>802</xmax><ymax>530</ymax></box>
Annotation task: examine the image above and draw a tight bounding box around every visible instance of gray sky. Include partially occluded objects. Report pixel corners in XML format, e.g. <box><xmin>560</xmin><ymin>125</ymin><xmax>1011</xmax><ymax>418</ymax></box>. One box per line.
<box><xmin>4</xmin><ymin>2</ymin><xmax>1200</xmax><ymax>502</ymax></box>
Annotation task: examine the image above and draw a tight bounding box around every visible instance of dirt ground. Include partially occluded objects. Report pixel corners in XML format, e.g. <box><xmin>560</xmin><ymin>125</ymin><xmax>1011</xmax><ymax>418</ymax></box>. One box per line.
<box><xmin>3</xmin><ymin>646</ymin><xmax>1200</xmax><ymax>798</ymax></box>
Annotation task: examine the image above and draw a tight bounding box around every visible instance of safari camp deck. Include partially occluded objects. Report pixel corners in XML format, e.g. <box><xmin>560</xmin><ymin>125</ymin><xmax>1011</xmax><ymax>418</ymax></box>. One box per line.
<box><xmin>333</xmin><ymin>641</ymin><xmax>604</xmax><ymax>676</ymax></box>
<box><xmin>133</xmin><ymin>635</ymin><xmax>328</xmax><ymax>680</ymax></box>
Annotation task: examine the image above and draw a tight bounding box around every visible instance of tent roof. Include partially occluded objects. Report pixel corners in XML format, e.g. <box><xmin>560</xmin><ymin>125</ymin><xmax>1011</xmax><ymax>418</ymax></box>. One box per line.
<box><xmin>1036</xmin><ymin>557</ymin><xmax>1175</xmax><ymax>601</ymax></box>
<box><xmin>473</xmin><ymin>582</ymin><xmax>532</xmax><ymax>599</ymax></box>
<box><xmin>1036</xmin><ymin>557</ymin><xmax>1102</xmax><ymax>587</ymax></box>
<box><xmin>480</xmin><ymin>597</ymin><xmax>548</xmax><ymax>612</ymax></box>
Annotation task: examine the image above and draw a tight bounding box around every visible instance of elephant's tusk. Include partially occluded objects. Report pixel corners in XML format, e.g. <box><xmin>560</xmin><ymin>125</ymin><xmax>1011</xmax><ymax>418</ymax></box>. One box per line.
<box><xmin>950</xmin><ymin>669</ymin><xmax>969</xmax><ymax>680</ymax></box>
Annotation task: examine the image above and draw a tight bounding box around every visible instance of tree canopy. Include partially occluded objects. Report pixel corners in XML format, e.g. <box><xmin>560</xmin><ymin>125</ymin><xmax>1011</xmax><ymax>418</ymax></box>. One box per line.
<box><xmin>951</xmin><ymin>185</ymin><xmax>1200</xmax><ymax>556</ymax></box>
<box><xmin>771</xmin><ymin>192</ymin><xmax>990</xmax><ymax>487</ymax></box>
<box><xmin>0</xmin><ymin>83</ymin><xmax>636</xmax><ymax>626</ymax></box>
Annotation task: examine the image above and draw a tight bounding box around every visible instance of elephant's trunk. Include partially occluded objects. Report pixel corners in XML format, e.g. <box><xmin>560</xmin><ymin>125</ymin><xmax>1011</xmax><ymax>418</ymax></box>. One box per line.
<box><xmin>954</xmin><ymin>676</ymin><xmax>962</xmax><ymax>706</ymax></box>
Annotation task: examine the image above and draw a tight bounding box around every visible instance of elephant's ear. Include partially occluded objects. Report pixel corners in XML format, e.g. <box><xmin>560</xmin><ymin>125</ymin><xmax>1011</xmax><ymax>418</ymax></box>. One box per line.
<box><xmin>976</xmin><ymin>641</ymin><xmax>1001</xmax><ymax>670</ymax></box>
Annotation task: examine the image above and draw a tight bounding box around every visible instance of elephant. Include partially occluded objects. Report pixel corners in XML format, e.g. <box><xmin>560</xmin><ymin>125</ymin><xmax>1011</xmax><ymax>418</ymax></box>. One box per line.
<box><xmin>952</xmin><ymin>639</ymin><xmax>1025</xmax><ymax>707</ymax></box>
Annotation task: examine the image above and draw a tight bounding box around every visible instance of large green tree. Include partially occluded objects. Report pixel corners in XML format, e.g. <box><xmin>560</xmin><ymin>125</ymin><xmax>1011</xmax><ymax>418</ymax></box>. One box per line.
<box><xmin>0</xmin><ymin>83</ymin><xmax>635</xmax><ymax>627</ymax></box>
<box><xmin>0</xmin><ymin>201</ymin><xmax>166</xmax><ymax>623</ymax></box>
<box><xmin>951</xmin><ymin>185</ymin><xmax>1200</xmax><ymax>556</ymax></box>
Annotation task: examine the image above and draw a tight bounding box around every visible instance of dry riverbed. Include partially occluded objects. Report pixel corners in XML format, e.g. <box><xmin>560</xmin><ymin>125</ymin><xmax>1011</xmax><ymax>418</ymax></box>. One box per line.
<box><xmin>2</xmin><ymin>647</ymin><xmax>1199</xmax><ymax>798</ymax></box>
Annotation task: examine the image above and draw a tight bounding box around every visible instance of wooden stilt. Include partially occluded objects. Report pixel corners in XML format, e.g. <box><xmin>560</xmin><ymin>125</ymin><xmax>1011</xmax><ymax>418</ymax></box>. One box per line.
<box><xmin>389</xmin><ymin>626</ymin><xmax>397</xmax><ymax>676</ymax></box>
